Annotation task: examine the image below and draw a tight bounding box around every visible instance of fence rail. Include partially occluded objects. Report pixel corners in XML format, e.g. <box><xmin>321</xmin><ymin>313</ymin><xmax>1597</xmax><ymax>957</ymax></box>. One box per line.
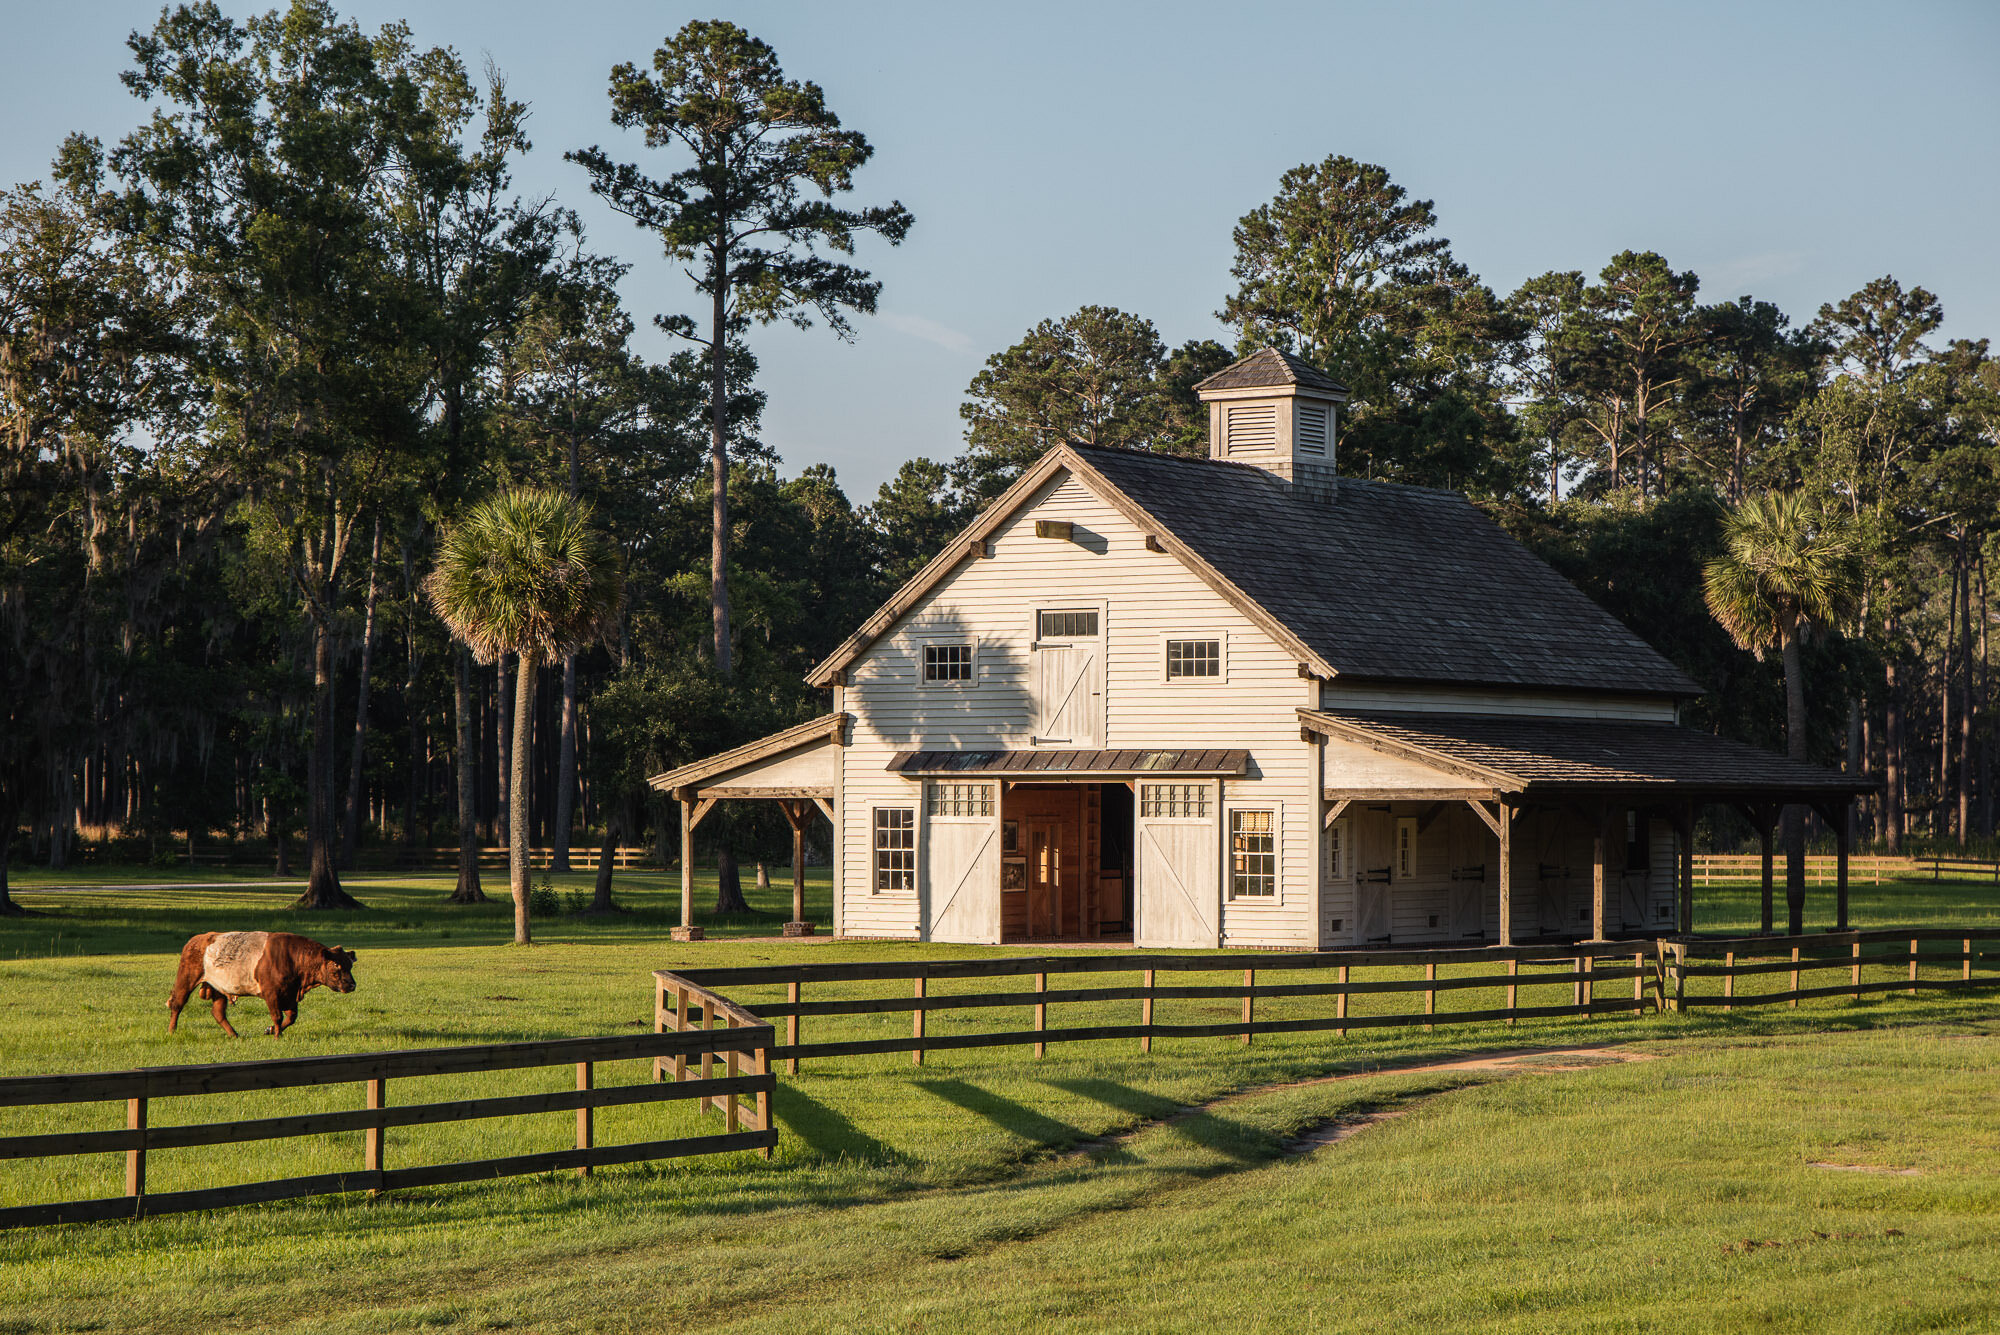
<box><xmin>1660</xmin><ymin>929</ymin><xmax>2000</xmax><ymax>1011</ymax></box>
<box><xmin>660</xmin><ymin>942</ymin><xmax>1666</xmax><ymax>1070</ymax></box>
<box><xmin>0</xmin><ymin>1027</ymin><xmax>774</xmax><ymax>1231</ymax></box>
<box><xmin>183</xmin><ymin>844</ymin><xmax>660</xmax><ymax>872</ymax></box>
<box><xmin>1690</xmin><ymin>853</ymin><xmax>2000</xmax><ymax>885</ymax></box>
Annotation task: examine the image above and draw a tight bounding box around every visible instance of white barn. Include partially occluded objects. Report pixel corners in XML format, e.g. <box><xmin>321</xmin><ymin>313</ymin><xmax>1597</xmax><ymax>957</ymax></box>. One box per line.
<box><xmin>654</xmin><ymin>349</ymin><xmax>1863</xmax><ymax>949</ymax></box>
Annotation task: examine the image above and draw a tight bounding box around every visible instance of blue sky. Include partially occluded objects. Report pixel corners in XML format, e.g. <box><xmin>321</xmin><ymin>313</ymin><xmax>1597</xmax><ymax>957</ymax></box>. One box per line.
<box><xmin>5</xmin><ymin>0</ymin><xmax>1996</xmax><ymax>498</ymax></box>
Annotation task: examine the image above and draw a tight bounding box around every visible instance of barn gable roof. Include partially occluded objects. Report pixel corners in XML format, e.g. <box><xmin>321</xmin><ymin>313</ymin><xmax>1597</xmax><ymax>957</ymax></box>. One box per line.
<box><xmin>806</xmin><ymin>444</ymin><xmax>1698</xmax><ymax>699</ymax></box>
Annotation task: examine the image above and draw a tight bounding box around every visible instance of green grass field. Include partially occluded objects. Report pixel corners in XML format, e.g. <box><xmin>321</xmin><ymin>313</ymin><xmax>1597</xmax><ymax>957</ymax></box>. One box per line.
<box><xmin>1</xmin><ymin>870</ymin><xmax>1996</xmax><ymax>1333</ymax></box>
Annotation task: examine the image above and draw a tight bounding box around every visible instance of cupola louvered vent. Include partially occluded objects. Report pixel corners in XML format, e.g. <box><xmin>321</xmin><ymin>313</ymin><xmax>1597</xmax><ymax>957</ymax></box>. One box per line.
<box><xmin>1296</xmin><ymin>404</ymin><xmax>1328</xmax><ymax>456</ymax></box>
<box><xmin>1226</xmin><ymin>404</ymin><xmax>1277</xmax><ymax>454</ymax></box>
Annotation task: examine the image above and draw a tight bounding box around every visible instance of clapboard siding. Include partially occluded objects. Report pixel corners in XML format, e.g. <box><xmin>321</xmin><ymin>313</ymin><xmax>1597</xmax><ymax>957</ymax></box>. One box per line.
<box><xmin>840</xmin><ymin>469</ymin><xmax>1318</xmax><ymax>947</ymax></box>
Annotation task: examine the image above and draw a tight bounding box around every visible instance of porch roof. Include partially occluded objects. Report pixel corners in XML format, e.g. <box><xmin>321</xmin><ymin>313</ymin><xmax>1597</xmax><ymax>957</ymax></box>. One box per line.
<box><xmin>888</xmin><ymin>748</ymin><xmax>1251</xmax><ymax>779</ymax></box>
<box><xmin>1301</xmin><ymin>709</ymin><xmax>1873</xmax><ymax>805</ymax></box>
<box><xmin>647</xmin><ymin>713</ymin><xmax>845</xmax><ymax>798</ymax></box>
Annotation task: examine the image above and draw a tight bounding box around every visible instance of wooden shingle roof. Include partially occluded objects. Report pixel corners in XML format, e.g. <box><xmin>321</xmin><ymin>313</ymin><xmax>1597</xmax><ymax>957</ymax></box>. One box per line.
<box><xmin>1071</xmin><ymin>446</ymin><xmax>1699</xmax><ymax>697</ymax></box>
<box><xmin>1194</xmin><ymin>347</ymin><xmax>1349</xmax><ymax>395</ymax></box>
<box><xmin>1301</xmin><ymin>710</ymin><xmax>1871</xmax><ymax>799</ymax></box>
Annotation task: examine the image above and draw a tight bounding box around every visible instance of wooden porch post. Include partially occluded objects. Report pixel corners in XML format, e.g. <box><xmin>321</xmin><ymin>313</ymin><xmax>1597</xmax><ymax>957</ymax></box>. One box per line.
<box><xmin>1757</xmin><ymin>810</ymin><xmax>1775</xmax><ymax>934</ymax></box>
<box><xmin>1678</xmin><ymin>802</ymin><xmax>1696</xmax><ymax>935</ymax></box>
<box><xmin>1590</xmin><ymin>803</ymin><xmax>1609</xmax><ymax>941</ymax></box>
<box><xmin>1497</xmin><ymin>801</ymin><xmax>1515</xmax><ymax>947</ymax></box>
<box><xmin>780</xmin><ymin>799</ymin><xmax>813</xmax><ymax>936</ymax></box>
<box><xmin>680</xmin><ymin>797</ymin><xmax>694</xmax><ymax>931</ymax></box>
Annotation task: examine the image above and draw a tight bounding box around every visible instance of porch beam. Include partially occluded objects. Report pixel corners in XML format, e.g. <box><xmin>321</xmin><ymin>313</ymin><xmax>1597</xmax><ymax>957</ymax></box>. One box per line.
<box><xmin>812</xmin><ymin>796</ymin><xmax>835</xmax><ymax>825</ymax></box>
<box><xmin>1323</xmin><ymin>787</ymin><xmax>1499</xmax><ymax>803</ymax></box>
<box><xmin>1464</xmin><ymin>799</ymin><xmax>1503</xmax><ymax>839</ymax></box>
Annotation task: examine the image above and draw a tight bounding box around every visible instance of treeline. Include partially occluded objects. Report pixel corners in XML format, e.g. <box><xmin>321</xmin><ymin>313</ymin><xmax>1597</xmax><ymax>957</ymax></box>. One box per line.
<box><xmin>1</xmin><ymin>6</ymin><xmax>1993</xmax><ymax>917</ymax></box>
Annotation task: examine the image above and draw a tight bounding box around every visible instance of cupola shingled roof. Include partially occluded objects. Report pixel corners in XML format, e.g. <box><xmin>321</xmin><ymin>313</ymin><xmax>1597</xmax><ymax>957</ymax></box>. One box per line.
<box><xmin>1193</xmin><ymin>347</ymin><xmax>1349</xmax><ymax>396</ymax></box>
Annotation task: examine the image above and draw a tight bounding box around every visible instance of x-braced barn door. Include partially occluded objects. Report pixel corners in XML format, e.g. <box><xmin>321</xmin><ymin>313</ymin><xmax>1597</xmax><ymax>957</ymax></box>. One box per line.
<box><xmin>1134</xmin><ymin>782</ymin><xmax>1218</xmax><ymax>948</ymax></box>
<box><xmin>1031</xmin><ymin>608</ymin><xmax>1101</xmax><ymax>748</ymax></box>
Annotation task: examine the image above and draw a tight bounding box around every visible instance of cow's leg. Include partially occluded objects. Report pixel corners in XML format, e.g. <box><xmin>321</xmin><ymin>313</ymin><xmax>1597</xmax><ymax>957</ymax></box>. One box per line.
<box><xmin>211</xmin><ymin>995</ymin><xmax>240</xmax><ymax>1039</ymax></box>
<box><xmin>166</xmin><ymin>941</ymin><xmax>205</xmax><ymax>1033</ymax></box>
<box><xmin>266</xmin><ymin>991</ymin><xmax>290</xmax><ymax>1036</ymax></box>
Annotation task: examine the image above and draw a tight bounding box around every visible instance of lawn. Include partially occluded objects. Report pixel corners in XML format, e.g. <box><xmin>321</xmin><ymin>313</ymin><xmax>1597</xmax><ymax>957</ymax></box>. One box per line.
<box><xmin>0</xmin><ymin>872</ymin><xmax>1996</xmax><ymax>1332</ymax></box>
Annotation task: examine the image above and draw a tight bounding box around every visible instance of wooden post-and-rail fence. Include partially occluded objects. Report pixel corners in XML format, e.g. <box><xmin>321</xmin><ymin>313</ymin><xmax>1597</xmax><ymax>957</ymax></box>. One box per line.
<box><xmin>1660</xmin><ymin>929</ymin><xmax>2000</xmax><ymax>1011</ymax></box>
<box><xmin>658</xmin><ymin>940</ymin><xmax>1663</xmax><ymax>1070</ymax></box>
<box><xmin>0</xmin><ymin>1027</ymin><xmax>775</xmax><ymax>1231</ymax></box>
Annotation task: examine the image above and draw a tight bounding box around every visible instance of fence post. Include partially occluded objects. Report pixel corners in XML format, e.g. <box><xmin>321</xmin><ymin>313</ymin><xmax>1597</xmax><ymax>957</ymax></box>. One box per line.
<box><xmin>674</xmin><ymin>987</ymin><xmax>692</xmax><ymax>1085</ymax></box>
<box><xmin>1337</xmin><ymin>964</ymin><xmax>1350</xmax><ymax>1037</ymax></box>
<box><xmin>1674</xmin><ymin>943</ymin><xmax>1686</xmax><ymax>1012</ymax></box>
<box><xmin>1242</xmin><ymin>968</ymin><xmax>1255</xmax><ymax>1045</ymax></box>
<box><xmin>364</xmin><ymin>1077</ymin><xmax>387</xmax><ymax>1195</ymax></box>
<box><xmin>912</xmin><ymin>976</ymin><xmax>926</xmax><ymax>1067</ymax></box>
<box><xmin>1035</xmin><ymin>971</ymin><xmax>1047</xmax><ymax>1059</ymax></box>
<box><xmin>125</xmin><ymin>1096</ymin><xmax>146</xmax><ymax>1213</ymax></box>
<box><xmin>700</xmin><ymin>999</ymin><xmax>716</xmax><ymax>1110</ymax></box>
<box><xmin>1790</xmin><ymin>947</ymin><xmax>1801</xmax><ymax>1008</ymax></box>
<box><xmin>1507</xmin><ymin>958</ymin><xmax>1518</xmax><ymax>1027</ymax></box>
<box><xmin>1722</xmin><ymin>951</ymin><xmax>1734</xmax><ymax>1013</ymax></box>
<box><xmin>724</xmin><ymin>1013</ymin><xmax>740</xmax><ymax>1134</ymax></box>
<box><xmin>1632</xmin><ymin>952</ymin><xmax>1644</xmax><ymax>1016</ymax></box>
<box><xmin>653</xmin><ymin>981</ymin><xmax>670</xmax><ymax>1083</ymax></box>
<box><xmin>575</xmin><ymin>1063</ymin><xmax>593</xmax><ymax>1178</ymax></box>
<box><xmin>787</xmin><ymin>980</ymin><xmax>801</xmax><ymax>1076</ymax></box>
<box><xmin>1910</xmin><ymin>937</ymin><xmax>1920</xmax><ymax>997</ymax></box>
<box><xmin>1424</xmin><ymin>961</ymin><xmax>1437</xmax><ymax>1031</ymax></box>
<box><xmin>1580</xmin><ymin>954</ymin><xmax>1592</xmax><ymax>1020</ymax></box>
<box><xmin>1141</xmin><ymin>968</ymin><xmax>1155</xmax><ymax>1054</ymax></box>
<box><xmin>1851</xmin><ymin>941</ymin><xmax>1863</xmax><ymax>1001</ymax></box>
<box><xmin>1966</xmin><ymin>937</ymin><xmax>1974</xmax><ymax>983</ymax></box>
<box><xmin>757</xmin><ymin>1039</ymin><xmax>773</xmax><ymax>1161</ymax></box>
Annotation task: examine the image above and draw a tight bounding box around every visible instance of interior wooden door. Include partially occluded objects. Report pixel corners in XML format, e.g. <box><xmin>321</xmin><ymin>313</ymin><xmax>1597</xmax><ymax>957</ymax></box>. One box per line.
<box><xmin>1026</xmin><ymin>817</ymin><xmax>1070</xmax><ymax>938</ymax></box>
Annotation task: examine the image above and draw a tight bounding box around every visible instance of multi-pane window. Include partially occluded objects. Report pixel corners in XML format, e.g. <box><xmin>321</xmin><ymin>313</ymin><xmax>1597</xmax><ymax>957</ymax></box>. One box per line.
<box><xmin>1165</xmin><ymin>639</ymin><xmax>1220</xmax><ymax>679</ymax></box>
<box><xmin>1139</xmin><ymin>783</ymin><xmax>1210</xmax><ymax>819</ymax></box>
<box><xmin>873</xmin><ymin>808</ymin><xmax>915</xmax><ymax>891</ymax></box>
<box><xmin>922</xmin><ymin>643</ymin><xmax>974</xmax><ymax>683</ymax></box>
<box><xmin>1325</xmin><ymin>820</ymin><xmax>1345</xmax><ymax>880</ymax></box>
<box><xmin>1230</xmin><ymin>810</ymin><xmax>1276</xmax><ymax>898</ymax></box>
<box><xmin>1396</xmin><ymin>817</ymin><xmax>1417</xmax><ymax>878</ymax></box>
<box><xmin>926</xmin><ymin>782</ymin><xmax>994</xmax><ymax>818</ymax></box>
<box><xmin>1037</xmin><ymin>609</ymin><xmax>1099</xmax><ymax>639</ymax></box>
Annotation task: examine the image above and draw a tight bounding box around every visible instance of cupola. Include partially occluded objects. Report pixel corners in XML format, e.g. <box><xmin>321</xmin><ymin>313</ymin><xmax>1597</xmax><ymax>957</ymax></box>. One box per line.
<box><xmin>1193</xmin><ymin>348</ymin><xmax>1349</xmax><ymax>497</ymax></box>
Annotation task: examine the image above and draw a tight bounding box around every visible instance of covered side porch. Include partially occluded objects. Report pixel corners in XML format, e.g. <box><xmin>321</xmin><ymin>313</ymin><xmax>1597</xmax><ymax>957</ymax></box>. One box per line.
<box><xmin>647</xmin><ymin>713</ymin><xmax>847</xmax><ymax>941</ymax></box>
<box><xmin>1302</xmin><ymin>709</ymin><xmax>1875</xmax><ymax>946</ymax></box>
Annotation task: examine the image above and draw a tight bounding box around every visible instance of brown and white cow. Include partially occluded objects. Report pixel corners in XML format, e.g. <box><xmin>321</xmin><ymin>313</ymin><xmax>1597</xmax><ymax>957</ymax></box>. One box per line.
<box><xmin>167</xmin><ymin>932</ymin><xmax>357</xmax><ymax>1038</ymax></box>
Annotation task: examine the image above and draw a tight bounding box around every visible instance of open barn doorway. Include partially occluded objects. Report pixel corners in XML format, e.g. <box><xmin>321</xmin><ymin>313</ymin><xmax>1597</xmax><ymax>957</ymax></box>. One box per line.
<box><xmin>999</xmin><ymin>782</ymin><xmax>1132</xmax><ymax>943</ymax></box>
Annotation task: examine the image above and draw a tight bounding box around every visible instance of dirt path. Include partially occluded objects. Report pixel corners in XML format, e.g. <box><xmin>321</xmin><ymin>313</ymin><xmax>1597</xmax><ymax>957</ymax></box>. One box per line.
<box><xmin>1070</xmin><ymin>1042</ymin><xmax>1656</xmax><ymax>1161</ymax></box>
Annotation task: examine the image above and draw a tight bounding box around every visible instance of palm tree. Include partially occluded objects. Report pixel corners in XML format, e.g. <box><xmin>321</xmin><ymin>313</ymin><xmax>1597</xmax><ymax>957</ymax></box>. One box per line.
<box><xmin>427</xmin><ymin>489</ymin><xmax>624</xmax><ymax>944</ymax></box>
<box><xmin>1703</xmin><ymin>492</ymin><xmax>1861</xmax><ymax>934</ymax></box>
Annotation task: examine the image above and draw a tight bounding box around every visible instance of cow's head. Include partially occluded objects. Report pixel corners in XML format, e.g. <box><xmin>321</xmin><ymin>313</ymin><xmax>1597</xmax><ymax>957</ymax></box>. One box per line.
<box><xmin>321</xmin><ymin>946</ymin><xmax>358</xmax><ymax>993</ymax></box>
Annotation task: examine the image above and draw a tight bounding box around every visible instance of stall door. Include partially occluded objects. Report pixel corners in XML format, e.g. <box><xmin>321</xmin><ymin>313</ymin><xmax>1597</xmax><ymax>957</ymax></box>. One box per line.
<box><xmin>1135</xmin><ymin>785</ymin><xmax>1218</xmax><ymax>947</ymax></box>
<box><xmin>1354</xmin><ymin>814</ymin><xmax>1392</xmax><ymax>941</ymax></box>
<box><xmin>923</xmin><ymin>817</ymin><xmax>998</xmax><ymax>944</ymax></box>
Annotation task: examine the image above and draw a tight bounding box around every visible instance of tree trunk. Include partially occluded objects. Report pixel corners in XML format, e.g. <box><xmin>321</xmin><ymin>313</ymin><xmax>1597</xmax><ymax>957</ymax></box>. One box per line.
<box><xmin>497</xmin><ymin>654</ymin><xmax>514</xmax><ymax>846</ymax></box>
<box><xmin>0</xmin><ymin>786</ymin><xmax>22</xmax><ymax>917</ymax></box>
<box><xmin>295</xmin><ymin>617</ymin><xmax>362</xmax><ymax>910</ymax></box>
<box><xmin>340</xmin><ymin>519</ymin><xmax>382</xmax><ymax>869</ymax></box>
<box><xmin>1782</xmin><ymin>631</ymin><xmax>1807</xmax><ymax>935</ymax></box>
<box><xmin>1940</xmin><ymin>556</ymin><xmax>1957</xmax><ymax>843</ymax></box>
<box><xmin>449</xmin><ymin>646</ymin><xmax>485</xmax><ymax>904</ymax></box>
<box><xmin>714</xmin><ymin>844</ymin><xmax>748</xmax><ymax>915</ymax></box>
<box><xmin>510</xmin><ymin>655</ymin><xmax>537</xmax><ymax>945</ymax></box>
<box><xmin>1884</xmin><ymin>644</ymin><xmax>1904</xmax><ymax>854</ymax></box>
<box><xmin>591</xmin><ymin>814</ymin><xmax>619</xmax><ymax>913</ymax></box>
<box><xmin>710</xmin><ymin>273</ymin><xmax>733</xmax><ymax>678</ymax></box>
<box><xmin>1980</xmin><ymin>550</ymin><xmax>1993</xmax><ymax>840</ymax></box>
<box><xmin>553</xmin><ymin>652</ymin><xmax>577</xmax><ymax>871</ymax></box>
<box><xmin>1957</xmin><ymin>547</ymin><xmax>1973</xmax><ymax>846</ymax></box>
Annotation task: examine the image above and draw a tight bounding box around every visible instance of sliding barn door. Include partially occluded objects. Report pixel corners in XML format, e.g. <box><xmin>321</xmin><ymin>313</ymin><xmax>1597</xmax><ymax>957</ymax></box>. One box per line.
<box><xmin>922</xmin><ymin>810</ymin><xmax>998</xmax><ymax>944</ymax></box>
<box><xmin>1134</xmin><ymin>783</ymin><xmax>1218</xmax><ymax>947</ymax></box>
